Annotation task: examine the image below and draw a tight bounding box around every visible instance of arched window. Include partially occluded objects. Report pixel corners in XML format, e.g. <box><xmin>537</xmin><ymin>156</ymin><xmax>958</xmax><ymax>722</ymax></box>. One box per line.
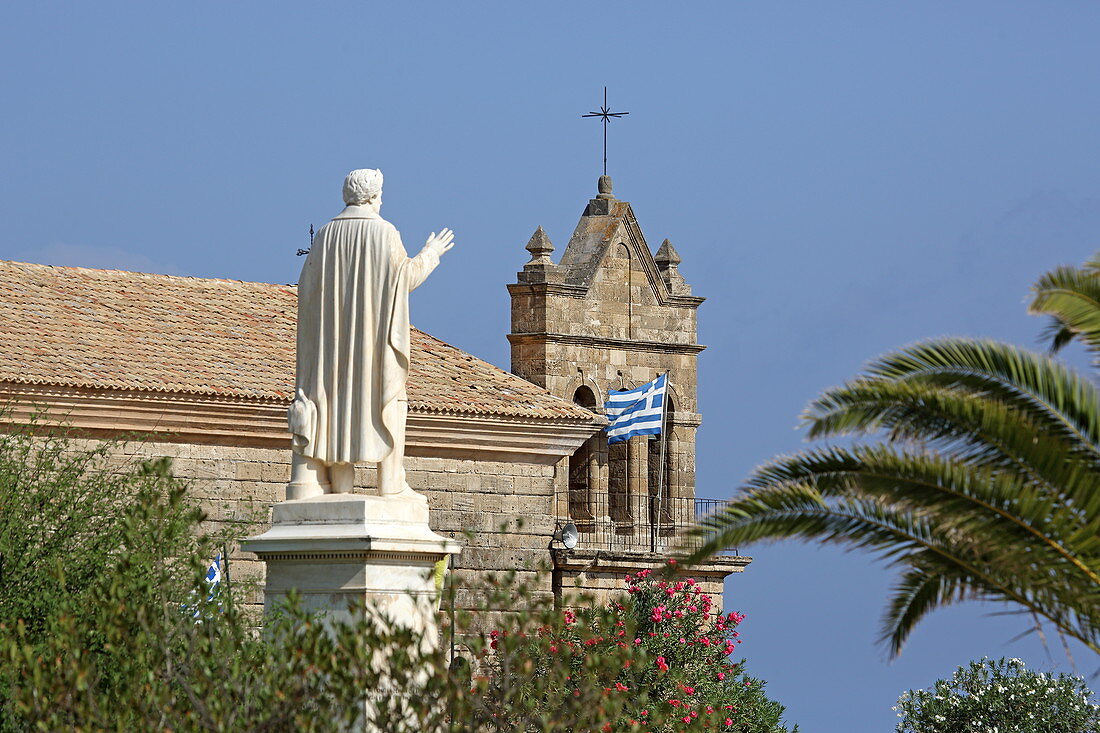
<box><xmin>568</xmin><ymin>387</ymin><xmax>599</xmax><ymax>521</ymax></box>
<box><xmin>647</xmin><ymin>396</ymin><xmax>675</xmax><ymax>529</ymax></box>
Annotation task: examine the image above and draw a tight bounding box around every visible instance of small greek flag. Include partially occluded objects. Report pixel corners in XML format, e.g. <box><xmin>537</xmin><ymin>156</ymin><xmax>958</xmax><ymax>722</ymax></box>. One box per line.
<box><xmin>182</xmin><ymin>554</ymin><xmax>224</xmax><ymax>619</ymax></box>
<box><xmin>604</xmin><ymin>373</ymin><xmax>668</xmax><ymax>444</ymax></box>
<box><xmin>205</xmin><ymin>554</ymin><xmax>223</xmax><ymax>600</ymax></box>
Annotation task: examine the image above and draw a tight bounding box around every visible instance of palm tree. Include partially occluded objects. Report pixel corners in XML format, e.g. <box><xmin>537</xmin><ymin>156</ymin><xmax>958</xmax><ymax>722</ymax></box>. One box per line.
<box><xmin>692</xmin><ymin>255</ymin><xmax>1100</xmax><ymax>658</ymax></box>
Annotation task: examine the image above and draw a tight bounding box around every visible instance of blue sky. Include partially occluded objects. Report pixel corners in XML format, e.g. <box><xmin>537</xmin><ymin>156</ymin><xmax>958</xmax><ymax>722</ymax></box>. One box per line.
<box><xmin>4</xmin><ymin>2</ymin><xmax>1100</xmax><ymax>729</ymax></box>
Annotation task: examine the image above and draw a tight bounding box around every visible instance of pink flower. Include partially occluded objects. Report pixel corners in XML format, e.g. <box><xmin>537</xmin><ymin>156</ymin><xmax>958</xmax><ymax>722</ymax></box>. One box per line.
<box><xmin>615</xmin><ymin>682</ymin><xmax>628</xmax><ymax>692</ymax></box>
<box><xmin>717</xmin><ymin>672</ymin><xmax>726</xmax><ymax>680</ymax></box>
<box><xmin>725</xmin><ymin>719</ymin><xmax>733</xmax><ymax>726</ymax></box>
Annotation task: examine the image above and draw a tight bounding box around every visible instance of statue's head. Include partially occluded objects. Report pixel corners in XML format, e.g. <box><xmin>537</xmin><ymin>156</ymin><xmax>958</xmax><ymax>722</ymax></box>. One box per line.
<box><xmin>342</xmin><ymin>169</ymin><xmax>384</xmax><ymax>208</ymax></box>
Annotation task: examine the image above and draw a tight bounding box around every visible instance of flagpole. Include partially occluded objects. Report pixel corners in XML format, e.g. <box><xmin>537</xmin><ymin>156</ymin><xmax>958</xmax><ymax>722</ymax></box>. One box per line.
<box><xmin>652</xmin><ymin>371</ymin><xmax>671</xmax><ymax>553</ymax></box>
<box><xmin>222</xmin><ymin>542</ymin><xmax>232</xmax><ymax>613</ymax></box>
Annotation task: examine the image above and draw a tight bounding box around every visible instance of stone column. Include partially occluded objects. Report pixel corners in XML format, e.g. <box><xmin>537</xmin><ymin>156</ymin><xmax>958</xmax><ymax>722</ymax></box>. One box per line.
<box><xmin>628</xmin><ymin>436</ymin><xmax>647</xmax><ymax>528</ymax></box>
<box><xmin>587</xmin><ymin>436</ymin><xmax>601</xmax><ymax>520</ymax></box>
<box><xmin>596</xmin><ymin>434</ymin><xmax>610</xmax><ymax>522</ymax></box>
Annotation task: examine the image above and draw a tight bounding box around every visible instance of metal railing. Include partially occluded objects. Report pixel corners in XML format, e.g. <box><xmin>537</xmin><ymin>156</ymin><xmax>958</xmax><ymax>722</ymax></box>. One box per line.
<box><xmin>561</xmin><ymin>493</ymin><xmax>736</xmax><ymax>555</ymax></box>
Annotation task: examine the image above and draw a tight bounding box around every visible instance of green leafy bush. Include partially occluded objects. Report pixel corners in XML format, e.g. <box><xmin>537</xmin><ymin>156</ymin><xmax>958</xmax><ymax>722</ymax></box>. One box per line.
<box><xmin>894</xmin><ymin>657</ymin><xmax>1100</xmax><ymax>733</ymax></box>
<box><xmin>0</xmin><ymin>427</ymin><xmax>226</xmax><ymax>730</ymax></box>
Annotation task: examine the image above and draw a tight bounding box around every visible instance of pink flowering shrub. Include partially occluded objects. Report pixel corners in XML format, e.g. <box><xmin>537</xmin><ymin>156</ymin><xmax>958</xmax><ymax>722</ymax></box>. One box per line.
<box><xmin>479</xmin><ymin>563</ymin><xmax>796</xmax><ymax>732</ymax></box>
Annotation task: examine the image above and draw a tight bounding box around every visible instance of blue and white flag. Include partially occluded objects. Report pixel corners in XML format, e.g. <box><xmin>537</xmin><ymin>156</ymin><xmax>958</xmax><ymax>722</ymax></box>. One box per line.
<box><xmin>205</xmin><ymin>554</ymin><xmax>223</xmax><ymax>600</ymax></box>
<box><xmin>182</xmin><ymin>554</ymin><xmax>224</xmax><ymax>619</ymax></box>
<box><xmin>604</xmin><ymin>373</ymin><xmax>668</xmax><ymax>444</ymax></box>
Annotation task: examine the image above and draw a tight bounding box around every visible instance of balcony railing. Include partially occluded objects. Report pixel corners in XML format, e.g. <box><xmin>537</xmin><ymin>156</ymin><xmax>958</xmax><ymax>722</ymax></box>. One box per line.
<box><xmin>560</xmin><ymin>493</ymin><xmax>737</xmax><ymax>555</ymax></box>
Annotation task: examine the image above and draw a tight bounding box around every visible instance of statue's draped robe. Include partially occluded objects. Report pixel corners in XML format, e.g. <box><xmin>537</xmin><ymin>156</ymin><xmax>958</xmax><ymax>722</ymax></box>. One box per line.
<box><xmin>289</xmin><ymin>206</ymin><xmax>440</xmax><ymax>464</ymax></box>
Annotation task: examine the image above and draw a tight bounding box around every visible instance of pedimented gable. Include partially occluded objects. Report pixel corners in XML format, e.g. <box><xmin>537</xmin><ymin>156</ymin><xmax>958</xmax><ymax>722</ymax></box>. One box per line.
<box><xmin>529</xmin><ymin>177</ymin><xmax>697</xmax><ymax>310</ymax></box>
<box><xmin>556</xmin><ymin>196</ymin><xmax>672</xmax><ymax>308</ymax></box>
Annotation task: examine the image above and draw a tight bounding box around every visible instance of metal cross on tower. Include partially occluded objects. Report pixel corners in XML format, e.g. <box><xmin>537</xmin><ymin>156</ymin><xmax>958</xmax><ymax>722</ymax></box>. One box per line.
<box><xmin>582</xmin><ymin>86</ymin><xmax>629</xmax><ymax>176</ymax></box>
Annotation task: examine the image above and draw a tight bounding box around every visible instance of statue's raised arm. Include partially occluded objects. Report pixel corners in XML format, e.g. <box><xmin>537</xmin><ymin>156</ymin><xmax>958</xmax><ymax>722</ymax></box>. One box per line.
<box><xmin>287</xmin><ymin>168</ymin><xmax>455</xmax><ymax>500</ymax></box>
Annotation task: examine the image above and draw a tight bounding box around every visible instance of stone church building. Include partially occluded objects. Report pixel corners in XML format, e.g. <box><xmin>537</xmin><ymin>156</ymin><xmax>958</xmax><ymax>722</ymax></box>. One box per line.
<box><xmin>0</xmin><ymin>177</ymin><xmax>747</xmax><ymax>613</ymax></box>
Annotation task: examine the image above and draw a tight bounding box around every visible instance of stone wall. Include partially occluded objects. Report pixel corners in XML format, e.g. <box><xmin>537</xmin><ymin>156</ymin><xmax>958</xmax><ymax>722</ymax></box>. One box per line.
<box><xmin>48</xmin><ymin>432</ymin><xmax>746</xmax><ymax>641</ymax></box>
<box><xmin>72</xmin><ymin>438</ymin><xmax>564</xmax><ymax>620</ymax></box>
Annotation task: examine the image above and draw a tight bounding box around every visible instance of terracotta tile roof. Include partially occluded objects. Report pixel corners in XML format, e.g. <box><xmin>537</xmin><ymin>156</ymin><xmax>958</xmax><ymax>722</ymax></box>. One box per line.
<box><xmin>0</xmin><ymin>260</ymin><xmax>599</xmax><ymax>422</ymax></box>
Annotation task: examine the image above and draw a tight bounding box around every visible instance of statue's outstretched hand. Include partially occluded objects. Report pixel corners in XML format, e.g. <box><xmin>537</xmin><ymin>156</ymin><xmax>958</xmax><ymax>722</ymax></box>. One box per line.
<box><xmin>424</xmin><ymin>228</ymin><xmax>455</xmax><ymax>257</ymax></box>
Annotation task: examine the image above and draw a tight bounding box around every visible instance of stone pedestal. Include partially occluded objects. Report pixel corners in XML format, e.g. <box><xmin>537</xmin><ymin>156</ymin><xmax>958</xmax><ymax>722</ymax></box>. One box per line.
<box><xmin>243</xmin><ymin>494</ymin><xmax>461</xmax><ymax>641</ymax></box>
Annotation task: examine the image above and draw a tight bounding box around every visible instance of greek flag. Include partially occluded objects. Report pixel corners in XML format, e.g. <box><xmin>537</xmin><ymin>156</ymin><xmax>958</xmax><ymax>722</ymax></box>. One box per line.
<box><xmin>205</xmin><ymin>554</ymin><xmax>223</xmax><ymax>600</ymax></box>
<box><xmin>182</xmin><ymin>554</ymin><xmax>224</xmax><ymax>619</ymax></box>
<box><xmin>604</xmin><ymin>373</ymin><xmax>667</xmax><ymax>444</ymax></box>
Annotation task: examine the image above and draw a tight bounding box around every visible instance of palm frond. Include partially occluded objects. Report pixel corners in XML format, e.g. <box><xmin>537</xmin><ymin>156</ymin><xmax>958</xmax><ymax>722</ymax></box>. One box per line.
<box><xmin>1029</xmin><ymin>261</ymin><xmax>1100</xmax><ymax>355</ymax></box>
<box><xmin>1041</xmin><ymin>318</ymin><xmax>1078</xmax><ymax>355</ymax></box>
<box><xmin>751</xmin><ymin>447</ymin><xmax>1099</xmax><ymax>589</ymax></box>
<box><xmin>804</xmin><ymin>377</ymin><xmax>1100</xmax><ymax>515</ymax></box>
<box><xmin>857</xmin><ymin>339</ymin><xmax>1100</xmax><ymax>457</ymax></box>
<box><xmin>688</xmin><ymin>446</ymin><xmax>1100</xmax><ymax>656</ymax></box>
<box><xmin>880</xmin><ymin>568</ymin><xmax>968</xmax><ymax>657</ymax></box>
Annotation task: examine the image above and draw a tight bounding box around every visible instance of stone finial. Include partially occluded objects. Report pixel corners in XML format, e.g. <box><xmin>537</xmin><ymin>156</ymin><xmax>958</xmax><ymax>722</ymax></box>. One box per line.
<box><xmin>596</xmin><ymin>175</ymin><xmax>615</xmax><ymax>200</ymax></box>
<box><xmin>519</xmin><ymin>225</ymin><xmax>562</xmax><ymax>284</ymax></box>
<box><xmin>525</xmin><ymin>226</ymin><xmax>554</xmax><ymax>264</ymax></box>
<box><xmin>655</xmin><ymin>239</ymin><xmax>681</xmax><ymax>269</ymax></box>
<box><xmin>655</xmin><ymin>239</ymin><xmax>691</xmax><ymax>295</ymax></box>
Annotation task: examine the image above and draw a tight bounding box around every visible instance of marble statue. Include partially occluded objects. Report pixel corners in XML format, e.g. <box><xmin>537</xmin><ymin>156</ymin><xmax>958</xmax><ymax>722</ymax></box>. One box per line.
<box><xmin>286</xmin><ymin>168</ymin><xmax>455</xmax><ymax>500</ymax></box>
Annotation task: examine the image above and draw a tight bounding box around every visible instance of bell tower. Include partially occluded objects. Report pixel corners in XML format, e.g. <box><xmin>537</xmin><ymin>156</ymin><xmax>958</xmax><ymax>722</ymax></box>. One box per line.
<box><xmin>508</xmin><ymin>175</ymin><xmax>710</xmax><ymax>555</ymax></box>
